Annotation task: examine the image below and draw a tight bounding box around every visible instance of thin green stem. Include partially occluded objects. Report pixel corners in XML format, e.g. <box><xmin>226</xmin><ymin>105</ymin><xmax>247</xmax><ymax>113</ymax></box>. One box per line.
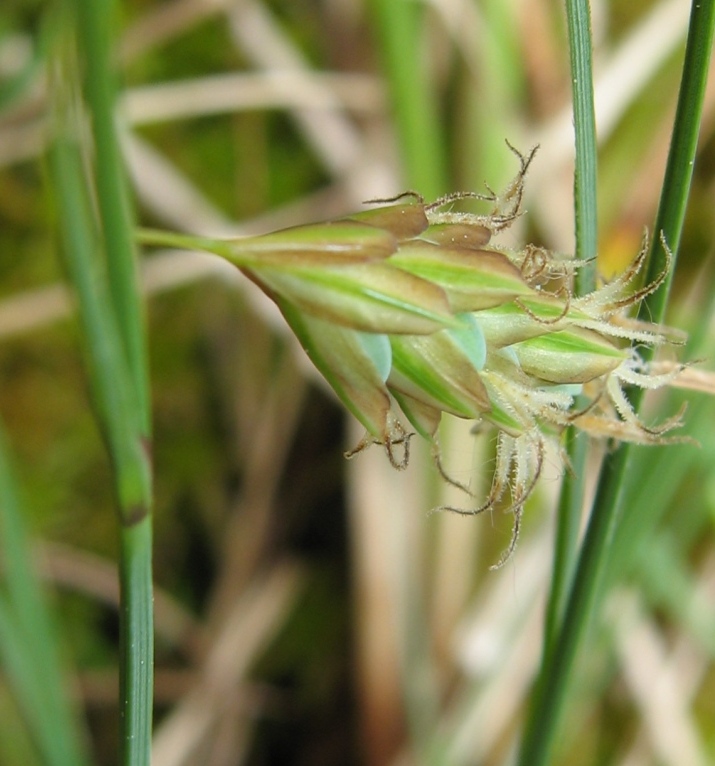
<box><xmin>137</xmin><ymin>227</ymin><xmax>236</xmax><ymax>258</ymax></box>
<box><xmin>638</xmin><ymin>0</ymin><xmax>715</xmax><ymax>328</ymax></box>
<box><xmin>540</xmin><ymin>0</ymin><xmax>598</xmax><ymax>669</ymax></box>
<box><xmin>50</xmin><ymin>139</ymin><xmax>151</xmax><ymax>515</ymax></box>
<box><xmin>542</xmin><ymin>429</ymin><xmax>588</xmax><ymax>654</ymax></box>
<box><xmin>50</xmin><ymin>6</ymin><xmax>155</xmax><ymax>763</ymax></box>
<box><xmin>518</xmin><ymin>444</ymin><xmax>631</xmax><ymax>766</ymax></box>
<box><xmin>567</xmin><ymin>0</ymin><xmax>599</xmax><ymax>291</ymax></box>
<box><xmin>51</xmin><ymin>129</ymin><xmax>154</xmax><ymax>766</ymax></box>
<box><xmin>119</xmin><ymin>517</ymin><xmax>154</xmax><ymax>766</ymax></box>
<box><xmin>75</xmin><ymin>0</ymin><xmax>150</xmax><ymax>433</ymax></box>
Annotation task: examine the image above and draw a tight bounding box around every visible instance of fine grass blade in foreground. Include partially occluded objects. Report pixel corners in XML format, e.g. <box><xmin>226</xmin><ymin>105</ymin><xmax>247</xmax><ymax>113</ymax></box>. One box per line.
<box><xmin>0</xmin><ymin>425</ymin><xmax>89</xmax><ymax>766</ymax></box>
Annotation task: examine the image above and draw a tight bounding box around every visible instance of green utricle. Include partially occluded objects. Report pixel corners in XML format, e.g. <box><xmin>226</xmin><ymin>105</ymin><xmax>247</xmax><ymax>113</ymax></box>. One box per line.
<box><xmin>473</xmin><ymin>293</ymin><xmax>578</xmax><ymax>347</ymax></box>
<box><xmin>510</xmin><ymin>327</ymin><xmax>626</xmax><ymax>384</ymax></box>
<box><xmin>229</xmin><ymin>220</ymin><xmax>399</xmax><ymax>263</ymax></box>
<box><xmin>246</xmin><ymin>260</ymin><xmax>459</xmax><ymax>335</ymax></box>
<box><xmin>388</xmin><ymin>242</ymin><xmax>534</xmax><ymax>312</ymax></box>
<box><xmin>390</xmin><ymin>390</ymin><xmax>443</xmax><ymax>440</ymax></box>
<box><xmin>277</xmin><ymin>299</ymin><xmax>393</xmax><ymax>438</ymax></box>
<box><xmin>388</xmin><ymin>316</ymin><xmax>490</xmax><ymax>419</ymax></box>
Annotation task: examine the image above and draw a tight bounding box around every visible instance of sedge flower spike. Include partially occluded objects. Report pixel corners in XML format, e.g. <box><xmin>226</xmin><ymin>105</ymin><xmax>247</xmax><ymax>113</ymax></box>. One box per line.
<box><xmin>138</xmin><ymin>144</ymin><xmax>688</xmax><ymax>567</ymax></box>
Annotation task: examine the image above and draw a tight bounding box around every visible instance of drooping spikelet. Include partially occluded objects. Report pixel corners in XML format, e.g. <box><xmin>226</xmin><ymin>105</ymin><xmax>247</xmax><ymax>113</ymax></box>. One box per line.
<box><xmin>140</xmin><ymin>144</ymin><xmax>687</xmax><ymax>567</ymax></box>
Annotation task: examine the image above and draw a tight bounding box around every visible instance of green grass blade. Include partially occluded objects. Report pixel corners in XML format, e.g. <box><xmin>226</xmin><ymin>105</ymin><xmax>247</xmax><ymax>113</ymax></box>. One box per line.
<box><xmin>638</xmin><ymin>0</ymin><xmax>715</xmax><ymax>325</ymax></box>
<box><xmin>539</xmin><ymin>0</ymin><xmax>599</xmax><ymax>671</ymax></box>
<box><xmin>366</xmin><ymin>0</ymin><xmax>447</xmax><ymax>197</ymax></box>
<box><xmin>119</xmin><ymin>518</ymin><xmax>154</xmax><ymax>765</ymax></box>
<box><xmin>542</xmin><ymin>429</ymin><xmax>588</xmax><ymax>653</ymax></box>
<box><xmin>49</xmin><ymin>8</ymin><xmax>155</xmax><ymax>764</ymax></box>
<box><xmin>50</xmin><ymin>130</ymin><xmax>155</xmax><ymax>766</ymax></box>
<box><xmin>74</xmin><ymin>0</ymin><xmax>150</xmax><ymax>433</ymax></box>
<box><xmin>567</xmin><ymin>0</ymin><xmax>599</xmax><ymax>291</ymax></box>
<box><xmin>0</xmin><ymin>425</ymin><xmax>89</xmax><ymax>766</ymax></box>
<box><xmin>49</xmin><ymin>134</ymin><xmax>150</xmax><ymax>519</ymax></box>
<box><xmin>517</xmin><ymin>3</ymin><xmax>714</xmax><ymax>765</ymax></box>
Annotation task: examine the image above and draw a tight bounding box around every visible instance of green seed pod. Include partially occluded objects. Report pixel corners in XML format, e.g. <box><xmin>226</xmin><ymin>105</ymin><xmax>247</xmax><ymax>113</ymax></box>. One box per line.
<box><xmin>390</xmin><ymin>390</ymin><xmax>443</xmax><ymax>440</ymax></box>
<box><xmin>388</xmin><ymin>313</ymin><xmax>490</xmax><ymax>419</ymax></box>
<box><xmin>477</xmin><ymin>384</ymin><xmax>527</xmax><ymax>437</ymax></box>
<box><xmin>230</xmin><ymin>220</ymin><xmax>398</xmax><ymax>263</ymax></box>
<box><xmin>510</xmin><ymin>327</ymin><xmax>627</xmax><ymax>384</ymax></box>
<box><xmin>388</xmin><ymin>242</ymin><xmax>534</xmax><ymax>313</ymax></box>
<box><xmin>244</xmin><ymin>259</ymin><xmax>458</xmax><ymax>335</ymax></box>
<box><xmin>136</xmin><ymin>146</ymin><xmax>687</xmax><ymax>570</ymax></box>
<box><xmin>277</xmin><ymin>299</ymin><xmax>393</xmax><ymax>439</ymax></box>
<box><xmin>473</xmin><ymin>294</ymin><xmax>572</xmax><ymax>347</ymax></box>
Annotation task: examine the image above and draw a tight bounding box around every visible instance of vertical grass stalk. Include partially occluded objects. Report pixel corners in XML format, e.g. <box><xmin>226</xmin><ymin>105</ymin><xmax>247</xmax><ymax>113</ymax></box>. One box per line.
<box><xmin>74</xmin><ymin>0</ymin><xmax>151</xmax><ymax>429</ymax></box>
<box><xmin>517</xmin><ymin>3</ymin><xmax>715</xmax><ymax>764</ymax></box>
<box><xmin>366</xmin><ymin>0</ymin><xmax>448</xmax><ymax>197</ymax></box>
<box><xmin>541</xmin><ymin>0</ymin><xmax>599</xmax><ymax>660</ymax></box>
<box><xmin>49</xmin><ymin>3</ymin><xmax>154</xmax><ymax>763</ymax></box>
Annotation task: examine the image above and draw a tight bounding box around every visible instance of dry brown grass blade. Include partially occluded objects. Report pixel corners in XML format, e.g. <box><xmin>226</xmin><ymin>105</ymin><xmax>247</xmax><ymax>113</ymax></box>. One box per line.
<box><xmin>151</xmin><ymin>560</ymin><xmax>304</xmax><ymax>766</ymax></box>
<box><xmin>610</xmin><ymin>589</ymin><xmax>710</xmax><ymax>766</ymax></box>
